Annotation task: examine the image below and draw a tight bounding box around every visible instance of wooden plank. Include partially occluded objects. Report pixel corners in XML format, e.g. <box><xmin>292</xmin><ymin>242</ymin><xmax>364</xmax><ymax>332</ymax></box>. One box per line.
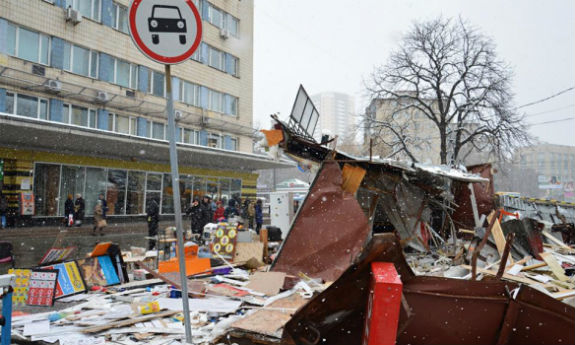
<box><xmin>551</xmin><ymin>290</ymin><xmax>575</xmax><ymax>300</ymax></box>
<box><xmin>82</xmin><ymin>310</ymin><xmax>179</xmax><ymax>333</ymax></box>
<box><xmin>505</xmin><ymin>256</ymin><xmax>531</xmax><ymax>272</ymax></box>
<box><xmin>491</xmin><ymin>219</ymin><xmax>511</xmax><ymax>264</ymax></box>
<box><xmin>260</xmin><ymin>229</ymin><xmax>269</xmax><ymax>260</ymax></box>
<box><xmin>539</xmin><ymin>252</ymin><xmax>569</xmax><ymax>282</ymax></box>
<box><xmin>245</xmin><ymin>272</ymin><xmax>286</xmax><ymax>296</ymax></box>
<box><xmin>542</xmin><ymin>231</ymin><xmax>573</xmax><ymax>251</ymax></box>
<box><xmin>460</xmin><ymin>265</ymin><xmax>539</xmax><ymax>285</ymax></box>
<box><xmin>521</xmin><ymin>262</ymin><xmax>547</xmax><ymax>271</ymax></box>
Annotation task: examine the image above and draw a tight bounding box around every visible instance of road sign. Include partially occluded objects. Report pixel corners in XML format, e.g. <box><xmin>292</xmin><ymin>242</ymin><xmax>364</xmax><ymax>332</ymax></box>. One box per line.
<box><xmin>129</xmin><ymin>0</ymin><xmax>202</xmax><ymax>64</ymax></box>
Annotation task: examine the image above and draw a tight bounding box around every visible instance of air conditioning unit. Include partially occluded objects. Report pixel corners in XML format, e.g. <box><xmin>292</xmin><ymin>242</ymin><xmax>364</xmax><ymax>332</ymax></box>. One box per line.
<box><xmin>219</xmin><ymin>28</ymin><xmax>229</xmax><ymax>39</ymax></box>
<box><xmin>174</xmin><ymin>110</ymin><xmax>183</xmax><ymax>121</ymax></box>
<box><xmin>96</xmin><ymin>91</ymin><xmax>109</xmax><ymax>103</ymax></box>
<box><xmin>66</xmin><ymin>7</ymin><xmax>82</xmax><ymax>25</ymax></box>
<box><xmin>45</xmin><ymin>79</ymin><xmax>62</xmax><ymax>92</ymax></box>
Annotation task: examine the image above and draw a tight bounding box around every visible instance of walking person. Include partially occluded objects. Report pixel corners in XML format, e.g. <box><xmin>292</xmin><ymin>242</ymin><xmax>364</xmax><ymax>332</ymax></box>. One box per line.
<box><xmin>0</xmin><ymin>193</ymin><xmax>7</xmax><ymax>229</ymax></box>
<box><xmin>146</xmin><ymin>196</ymin><xmax>160</xmax><ymax>250</ymax></box>
<box><xmin>74</xmin><ymin>194</ymin><xmax>85</xmax><ymax>227</ymax></box>
<box><xmin>92</xmin><ymin>200</ymin><xmax>106</xmax><ymax>236</ymax></box>
<box><xmin>201</xmin><ymin>196</ymin><xmax>213</xmax><ymax>228</ymax></box>
<box><xmin>64</xmin><ymin>194</ymin><xmax>74</xmax><ymax>227</ymax></box>
<box><xmin>247</xmin><ymin>199</ymin><xmax>255</xmax><ymax>230</ymax></box>
<box><xmin>98</xmin><ymin>193</ymin><xmax>108</xmax><ymax>218</ymax></box>
<box><xmin>187</xmin><ymin>198</ymin><xmax>204</xmax><ymax>239</ymax></box>
<box><xmin>255</xmin><ymin>199</ymin><xmax>263</xmax><ymax>234</ymax></box>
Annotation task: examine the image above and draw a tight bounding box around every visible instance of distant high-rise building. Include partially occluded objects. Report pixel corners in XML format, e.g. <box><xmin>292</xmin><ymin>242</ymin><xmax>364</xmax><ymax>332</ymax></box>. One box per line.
<box><xmin>311</xmin><ymin>92</ymin><xmax>355</xmax><ymax>140</ymax></box>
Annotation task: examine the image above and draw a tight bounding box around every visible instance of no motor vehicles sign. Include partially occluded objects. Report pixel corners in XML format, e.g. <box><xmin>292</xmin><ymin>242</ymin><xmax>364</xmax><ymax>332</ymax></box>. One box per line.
<box><xmin>129</xmin><ymin>0</ymin><xmax>202</xmax><ymax>64</ymax></box>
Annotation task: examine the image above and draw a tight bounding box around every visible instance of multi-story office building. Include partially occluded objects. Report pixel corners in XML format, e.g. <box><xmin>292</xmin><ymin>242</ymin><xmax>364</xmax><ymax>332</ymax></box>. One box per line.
<box><xmin>0</xmin><ymin>0</ymin><xmax>287</xmax><ymax>225</ymax></box>
<box><xmin>514</xmin><ymin>143</ymin><xmax>575</xmax><ymax>200</ymax></box>
<box><xmin>310</xmin><ymin>92</ymin><xmax>355</xmax><ymax>140</ymax></box>
<box><xmin>365</xmin><ymin>95</ymin><xmax>441</xmax><ymax>164</ymax></box>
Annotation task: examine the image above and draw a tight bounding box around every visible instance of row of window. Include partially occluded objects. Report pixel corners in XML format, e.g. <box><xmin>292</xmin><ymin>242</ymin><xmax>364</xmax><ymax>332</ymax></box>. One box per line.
<box><xmin>205</xmin><ymin>1</ymin><xmax>239</xmax><ymax>37</ymax></box>
<box><xmin>34</xmin><ymin>163</ymin><xmax>243</xmax><ymax>217</ymax></box>
<box><xmin>4</xmin><ymin>92</ymin><xmax>238</xmax><ymax>151</ymax></box>
<box><xmin>2</xmin><ymin>20</ymin><xmax>240</xmax><ymax>115</ymax></box>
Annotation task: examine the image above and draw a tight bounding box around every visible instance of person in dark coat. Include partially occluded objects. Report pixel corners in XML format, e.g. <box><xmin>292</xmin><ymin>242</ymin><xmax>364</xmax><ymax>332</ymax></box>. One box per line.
<box><xmin>224</xmin><ymin>199</ymin><xmax>240</xmax><ymax>219</ymax></box>
<box><xmin>201</xmin><ymin>196</ymin><xmax>213</xmax><ymax>228</ymax></box>
<box><xmin>64</xmin><ymin>194</ymin><xmax>74</xmax><ymax>227</ymax></box>
<box><xmin>187</xmin><ymin>198</ymin><xmax>204</xmax><ymax>235</ymax></box>
<box><xmin>255</xmin><ymin>199</ymin><xmax>263</xmax><ymax>234</ymax></box>
<box><xmin>98</xmin><ymin>193</ymin><xmax>108</xmax><ymax>218</ymax></box>
<box><xmin>146</xmin><ymin>197</ymin><xmax>160</xmax><ymax>250</ymax></box>
<box><xmin>74</xmin><ymin>194</ymin><xmax>85</xmax><ymax>226</ymax></box>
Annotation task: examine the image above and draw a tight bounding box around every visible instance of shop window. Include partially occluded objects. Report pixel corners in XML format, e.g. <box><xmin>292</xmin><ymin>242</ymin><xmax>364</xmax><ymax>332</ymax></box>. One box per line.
<box><xmin>193</xmin><ymin>176</ymin><xmax>206</xmax><ymax>200</ymax></box>
<box><xmin>34</xmin><ymin>163</ymin><xmax>61</xmax><ymax>216</ymax></box>
<box><xmin>231</xmin><ymin>178</ymin><xmax>242</xmax><ymax>201</ymax></box>
<box><xmin>220</xmin><ymin>178</ymin><xmax>230</xmax><ymax>202</ymax></box>
<box><xmin>85</xmin><ymin>167</ymin><xmax>107</xmax><ymax>216</ymax></box>
<box><xmin>107</xmin><ymin>170</ymin><xmax>127</xmax><ymax>215</ymax></box>
<box><xmin>59</xmin><ymin>165</ymin><xmax>86</xmax><ymax>216</ymax></box>
<box><xmin>127</xmin><ymin>171</ymin><xmax>145</xmax><ymax>214</ymax></box>
<box><xmin>145</xmin><ymin>172</ymin><xmax>162</xmax><ymax>212</ymax></box>
<box><xmin>206</xmin><ymin>178</ymin><xmax>219</xmax><ymax>201</ymax></box>
<box><xmin>180</xmin><ymin>174</ymin><xmax>194</xmax><ymax>210</ymax></box>
<box><xmin>162</xmin><ymin>174</ymin><xmax>174</xmax><ymax>214</ymax></box>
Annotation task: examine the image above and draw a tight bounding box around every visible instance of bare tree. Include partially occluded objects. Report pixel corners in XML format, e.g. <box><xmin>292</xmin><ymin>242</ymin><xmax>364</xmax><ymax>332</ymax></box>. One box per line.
<box><xmin>364</xmin><ymin>17</ymin><xmax>531</xmax><ymax>165</ymax></box>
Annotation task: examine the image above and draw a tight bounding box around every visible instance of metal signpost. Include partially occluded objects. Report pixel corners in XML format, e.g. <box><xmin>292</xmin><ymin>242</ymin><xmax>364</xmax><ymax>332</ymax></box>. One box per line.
<box><xmin>128</xmin><ymin>1</ymin><xmax>202</xmax><ymax>343</ymax></box>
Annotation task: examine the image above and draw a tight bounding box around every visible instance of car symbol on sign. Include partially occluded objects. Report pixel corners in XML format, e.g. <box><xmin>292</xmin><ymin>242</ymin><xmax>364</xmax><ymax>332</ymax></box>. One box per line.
<box><xmin>148</xmin><ymin>5</ymin><xmax>187</xmax><ymax>45</ymax></box>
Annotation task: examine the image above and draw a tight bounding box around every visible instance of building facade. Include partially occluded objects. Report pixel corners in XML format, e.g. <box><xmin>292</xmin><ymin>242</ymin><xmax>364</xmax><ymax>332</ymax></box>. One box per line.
<box><xmin>365</xmin><ymin>95</ymin><xmax>441</xmax><ymax>165</ymax></box>
<box><xmin>0</xmin><ymin>0</ymin><xmax>288</xmax><ymax>225</ymax></box>
<box><xmin>514</xmin><ymin>144</ymin><xmax>575</xmax><ymax>201</ymax></box>
<box><xmin>310</xmin><ymin>92</ymin><xmax>355</xmax><ymax>141</ymax></box>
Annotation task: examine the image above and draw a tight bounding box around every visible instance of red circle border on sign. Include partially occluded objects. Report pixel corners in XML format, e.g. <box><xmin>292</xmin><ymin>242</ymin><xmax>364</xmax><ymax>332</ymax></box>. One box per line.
<box><xmin>129</xmin><ymin>0</ymin><xmax>202</xmax><ymax>64</ymax></box>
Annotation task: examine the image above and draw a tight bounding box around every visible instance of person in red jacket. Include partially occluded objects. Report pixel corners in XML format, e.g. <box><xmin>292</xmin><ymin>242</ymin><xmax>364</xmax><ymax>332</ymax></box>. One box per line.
<box><xmin>213</xmin><ymin>200</ymin><xmax>225</xmax><ymax>222</ymax></box>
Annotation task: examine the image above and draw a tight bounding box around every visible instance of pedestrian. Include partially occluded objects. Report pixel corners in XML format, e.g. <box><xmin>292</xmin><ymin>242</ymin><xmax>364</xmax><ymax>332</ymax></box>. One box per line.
<box><xmin>187</xmin><ymin>198</ymin><xmax>204</xmax><ymax>237</ymax></box>
<box><xmin>224</xmin><ymin>199</ymin><xmax>239</xmax><ymax>220</ymax></box>
<box><xmin>92</xmin><ymin>200</ymin><xmax>106</xmax><ymax>236</ymax></box>
<box><xmin>74</xmin><ymin>193</ymin><xmax>85</xmax><ymax>227</ymax></box>
<box><xmin>213</xmin><ymin>200</ymin><xmax>225</xmax><ymax>222</ymax></box>
<box><xmin>294</xmin><ymin>200</ymin><xmax>300</xmax><ymax>213</ymax></box>
<box><xmin>247</xmin><ymin>199</ymin><xmax>255</xmax><ymax>229</ymax></box>
<box><xmin>255</xmin><ymin>199</ymin><xmax>263</xmax><ymax>234</ymax></box>
<box><xmin>146</xmin><ymin>196</ymin><xmax>160</xmax><ymax>250</ymax></box>
<box><xmin>98</xmin><ymin>193</ymin><xmax>108</xmax><ymax>218</ymax></box>
<box><xmin>0</xmin><ymin>193</ymin><xmax>7</xmax><ymax>229</ymax></box>
<box><xmin>201</xmin><ymin>196</ymin><xmax>213</xmax><ymax>228</ymax></box>
<box><xmin>64</xmin><ymin>194</ymin><xmax>74</xmax><ymax>227</ymax></box>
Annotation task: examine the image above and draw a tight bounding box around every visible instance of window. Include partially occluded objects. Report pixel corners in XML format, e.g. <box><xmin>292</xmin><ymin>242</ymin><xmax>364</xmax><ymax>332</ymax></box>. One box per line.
<box><xmin>181</xmin><ymin>128</ymin><xmax>198</xmax><ymax>144</ymax></box>
<box><xmin>207</xmin><ymin>133</ymin><xmax>221</xmax><ymax>148</ymax></box>
<box><xmin>206</xmin><ymin>3</ymin><xmax>239</xmax><ymax>37</ymax></box>
<box><xmin>59</xmin><ymin>165</ymin><xmax>86</xmax><ymax>216</ymax></box>
<box><xmin>150</xmin><ymin>121</ymin><xmax>165</xmax><ymax>140</ymax></box>
<box><xmin>208</xmin><ymin>90</ymin><xmax>224</xmax><ymax>113</ymax></box>
<box><xmin>113</xmin><ymin>2</ymin><xmax>129</xmax><ymax>33</ymax></box>
<box><xmin>162</xmin><ymin>174</ymin><xmax>174</xmax><ymax>214</ymax></box>
<box><xmin>148</xmin><ymin>70</ymin><xmax>165</xmax><ymax>97</ymax></box>
<box><xmin>63</xmin><ymin>43</ymin><xmax>98</xmax><ymax>78</ymax></box>
<box><xmin>5</xmin><ymin>92</ymin><xmax>48</xmax><ymax>119</ymax></box>
<box><xmin>63</xmin><ymin>104</ymin><xmax>97</xmax><ymax>128</ymax></box>
<box><xmin>114</xmin><ymin>59</ymin><xmax>138</xmax><ymax>89</ymax></box>
<box><xmin>229</xmin><ymin>137</ymin><xmax>238</xmax><ymax>151</ymax></box>
<box><xmin>228</xmin><ymin>96</ymin><xmax>238</xmax><ymax>116</ymax></box>
<box><xmin>145</xmin><ymin>173</ymin><xmax>162</xmax><ymax>213</ymax></box>
<box><xmin>180</xmin><ymin>80</ymin><xmax>200</xmax><ymax>107</ymax></box>
<box><xmin>34</xmin><ymin>163</ymin><xmax>61</xmax><ymax>216</ymax></box>
<box><xmin>66</xmin><ymin>0</ymin><xmax>101</xmax><ymax>21</ymax></box>
<box><xmin>229</xmin><ymin>55</ymin><xmax>239</xmax><ymax>77</ymax></box>
<box><xmin>208</xmin><ymin>46</ymin><xmax>225</xmax><ymax>70</ymax></box>
<box><xmin>227</xmin><ymin>15</ymin><xmax>239</xmax><ymax>37</ymax></box>
<box><xmin>106</xmin><ymin>169</ymin><xmax>127</xmax><ymax>215</ymax></box>
<box><xmin>127</xmin><ymin>171</ymin><xmax>145</xmax><ymax>214</ymax></box>
<box><xmin>5</xmin><ymin>23</ymin><xmax>50</xmax><ymax>65</ymax></box>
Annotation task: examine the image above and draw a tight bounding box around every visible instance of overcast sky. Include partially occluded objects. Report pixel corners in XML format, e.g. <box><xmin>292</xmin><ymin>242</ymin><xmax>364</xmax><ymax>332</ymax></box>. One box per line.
<box><xmin>252</xmin><ymin>0</ymin><xmax>574</xmax><ymax>147</ymax></box>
